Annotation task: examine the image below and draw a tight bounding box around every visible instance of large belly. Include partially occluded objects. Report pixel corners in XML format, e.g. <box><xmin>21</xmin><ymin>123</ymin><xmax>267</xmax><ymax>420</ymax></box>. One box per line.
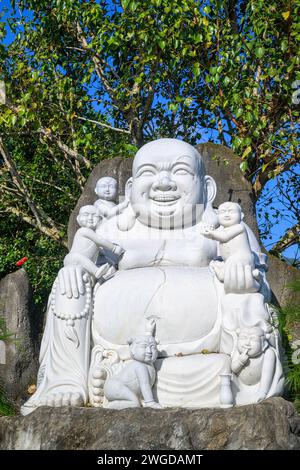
<box><xmin>93</xmin><ymin>266</ymin><xmax>218</xmax><ymax>346</ymax></box>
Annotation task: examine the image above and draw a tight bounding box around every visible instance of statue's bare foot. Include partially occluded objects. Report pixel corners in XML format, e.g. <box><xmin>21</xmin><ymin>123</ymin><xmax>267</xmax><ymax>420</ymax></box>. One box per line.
<box><xmin>21</xmin><ymin>391</ymin><xmax>85</xmax><ymax>415</ymax></box>
<box><xmin>39</xmin><ymin>392</ymin><xmax>84</xmax><ymax>407</ymax></box>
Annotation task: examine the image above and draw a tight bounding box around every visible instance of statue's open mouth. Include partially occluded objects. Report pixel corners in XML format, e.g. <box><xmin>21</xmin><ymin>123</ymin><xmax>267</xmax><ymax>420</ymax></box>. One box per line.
<box><xmin>150</xmin><ymin>195</ymin><xmax>180</xmax><ymax>203</ymax></box>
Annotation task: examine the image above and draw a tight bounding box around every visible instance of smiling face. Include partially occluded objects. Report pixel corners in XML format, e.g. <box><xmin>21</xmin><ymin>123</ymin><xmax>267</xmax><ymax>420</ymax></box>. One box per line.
<box><xmin>218</xmin><ymin>202</ymin><xmax>242</xmax><ymax>227</ymax></box>
<box><xmin>237</xmin><ymin>327</ymin><xmax>265</xmax><ymax>357</ymax></box>
<box><xmin>130</xmin><ymin>139</ymin><xmax>205</xmax><ymax>229</ymax></box>
<box><xmin>95</xmin><ymin>177</ymin><xmax>118</xmax><ymax>202</ymax></box>
<box><xmin>130</xmin><ymin>336</ymin><xmax>158</xmax><ymax>364</ymax></box>
<box><xmin>77</xmin><ymin>205</ymin><xmax>101</xmax><ymax>229</ymax></box>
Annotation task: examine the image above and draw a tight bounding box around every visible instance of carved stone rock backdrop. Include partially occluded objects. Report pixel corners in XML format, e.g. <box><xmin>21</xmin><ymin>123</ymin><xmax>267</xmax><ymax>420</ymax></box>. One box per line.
<box><xmin>0</xmin><ymin>269</ymin><xmax>41</xmax><ymax>406</ymax></box>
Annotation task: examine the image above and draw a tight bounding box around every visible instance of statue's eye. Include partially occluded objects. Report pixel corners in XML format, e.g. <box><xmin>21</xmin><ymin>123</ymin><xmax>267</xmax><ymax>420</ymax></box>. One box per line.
<box><xmin>173</xmin><ymin>167</ymin><xmax>191</xmax><ymax>175</ymax></box>
<box><xmin>137</xmin><ymin>168</ymin><xmax>156</xmax><ymax>177</ymax></box>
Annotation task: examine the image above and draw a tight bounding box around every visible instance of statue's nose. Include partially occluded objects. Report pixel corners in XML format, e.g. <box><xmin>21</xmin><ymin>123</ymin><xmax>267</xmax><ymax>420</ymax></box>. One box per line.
<box><xmin>153</xmin><ymin>175</ymin><xmax>177</xmax><ymax>191</ymax></box>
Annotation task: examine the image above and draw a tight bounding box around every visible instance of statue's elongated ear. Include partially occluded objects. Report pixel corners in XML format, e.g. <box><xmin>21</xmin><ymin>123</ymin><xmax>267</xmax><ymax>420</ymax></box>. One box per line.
<box><xmin>204</xmin><ymin>175</ymin><xmax>217</xmax><ymax>204</ymax></box>
<box><xmin>125</xmin><ymin>177</ymin><xmax>133</xmax><ymax>200</ymax></box>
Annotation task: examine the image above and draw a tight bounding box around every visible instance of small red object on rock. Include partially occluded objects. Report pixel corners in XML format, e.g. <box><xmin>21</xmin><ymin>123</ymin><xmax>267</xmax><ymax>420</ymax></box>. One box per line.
<box><xmin>16</xmin><ymin>257</ymin><xmax>28</xmax><ymax>267</ymax></box>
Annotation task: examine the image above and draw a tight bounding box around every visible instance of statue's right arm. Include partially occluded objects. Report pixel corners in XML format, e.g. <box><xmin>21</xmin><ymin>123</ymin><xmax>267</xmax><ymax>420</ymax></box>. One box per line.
<box><xmin>78</xmin><ymin>227</ymin><xmax>124</xmax><ymax>256</ymax></box>
<box><xmin>209</xmin><ymin>225</ymin><xmax>243</xmax><ymax>243</ymax></box>
<box><xmin>231</xmin><ymin>351</ymin><xmax>248</xmax><ymax>374</ymax></box>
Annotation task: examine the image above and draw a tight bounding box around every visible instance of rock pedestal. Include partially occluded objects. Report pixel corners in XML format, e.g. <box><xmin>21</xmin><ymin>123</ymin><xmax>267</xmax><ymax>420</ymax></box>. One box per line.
<box><xmin>0</xmin><ymin>398</ymin><xmax>299</xmax><ymax>450</ymax></box>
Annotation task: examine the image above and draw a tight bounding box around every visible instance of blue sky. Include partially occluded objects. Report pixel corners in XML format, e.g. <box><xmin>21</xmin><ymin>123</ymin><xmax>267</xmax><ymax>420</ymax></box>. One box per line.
<box><xmin>1</xmin><ymin>0</ymin><xmax>22</xmax><ymax>44</ymax></box>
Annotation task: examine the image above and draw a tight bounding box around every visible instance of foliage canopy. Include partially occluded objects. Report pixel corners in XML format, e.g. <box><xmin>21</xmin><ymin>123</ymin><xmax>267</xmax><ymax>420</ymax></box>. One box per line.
<box><xmin>0</xmin><ymin>0</ymin><xmax>299</xmax><ymax>300</ymax></box>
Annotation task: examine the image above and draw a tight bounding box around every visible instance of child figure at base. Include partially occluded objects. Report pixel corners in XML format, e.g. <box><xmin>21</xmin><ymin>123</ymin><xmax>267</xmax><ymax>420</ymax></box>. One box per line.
<box><xmin>231</xmin><ymin>326</ymin><xmax>277</xmax><ymax>403</ymax></box>
<box><xmin>103</xmin><ymin>320</ymin><xmax>162</xmax><ymax>410</ymax></box>
<box><xmin>64</xmin><ymin>205</ymin><xmax>124</xmax><ymax>280</ymax></box>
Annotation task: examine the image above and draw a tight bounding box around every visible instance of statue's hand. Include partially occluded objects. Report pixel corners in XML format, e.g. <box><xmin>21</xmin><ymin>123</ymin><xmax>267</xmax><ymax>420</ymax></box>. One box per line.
<box><xmin>224</xmin><ymin>261</ymin><xmax>261</xmax><ymax>294</ymax></box>
<box><xmin>101</xmin><ymin>264</ymin><xmax>117</xmax><ymax>281</ymax></box>
<box><xmin>203</xmin><ymin>228</ymin><xmax>214</xmax><ymax>239</ymax></box>
<box><xmin>239</xmin><ymin>350</ymin><xmax>249</xmax><ymax>365</ymax></box>
<box><xmin>112</xmin><ymin>243</ymin><xmax>125</xmax><ymax>258</ymax></box>
<box><xmin>58</xmin><ymin>265</ymin><xmax>86</xmax><ymax>299</ymax></box>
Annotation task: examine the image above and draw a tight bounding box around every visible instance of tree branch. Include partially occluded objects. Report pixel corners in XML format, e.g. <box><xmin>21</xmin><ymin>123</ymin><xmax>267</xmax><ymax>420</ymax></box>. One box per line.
<box><xmin>75</xmin><ymin>23</ymin><xmax>122</xmax><ymax>107</ymax></box>
<box><xmin>253</xmin><ymin>154</ymin><xmax>298</xmax><ymax>196</ymax></box>
<box><xmin>0</xmin><ymin>136</ymin><xmax>43</xmax><ymax>227</ymax></box>
<box><xmin>19</xmin><ymin>175</ymin><xmax>77</xmax><ymax>200</ymax></box>
<box><xmin>2</xmin><ymin>97</ymin><xmax>92</xmax><ymax>169</ymax></box>
<box><xmin>0</xmin><ymin>137</ymin><xmax>65</xmax><ymax>238</ymax></box>
<box><xmin>270</xmin><ymin>221</ymin><xmax>300</xmax><ymax>254</ymax></box>
<box><xmin>39</xmin><ymin>128</ymin><xmax>91</xmax><ymax>168</ymax></box>
<box><xmin>74</xmin><ymin>114</ymin><xmax>130</xmax><ymax>134</ymax></box>
<box><xmin>3</xmin><ymin>206</ymin><xmax>68</xmax><ymax>248</ymax></box>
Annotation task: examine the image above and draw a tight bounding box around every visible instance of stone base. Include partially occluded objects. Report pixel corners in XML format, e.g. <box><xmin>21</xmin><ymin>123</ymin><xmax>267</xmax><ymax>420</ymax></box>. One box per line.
<box><xmin>0</xmin><ymin>398</ymin><xmax>299</xmax><ymax>450</ymax></box>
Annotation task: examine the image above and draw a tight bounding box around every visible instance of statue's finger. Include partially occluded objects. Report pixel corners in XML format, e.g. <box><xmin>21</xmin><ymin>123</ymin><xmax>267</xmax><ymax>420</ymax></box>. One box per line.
<box><xmin>64</xmin><ymin>269</ymin><xmax>73</xmax><ymax>299</ymax></box>
<box><xmin>107</xmin><ymin>265</ymin><xmax>117</xmax><ymax>276</ymax></box>
<box><xmin>58</xmin><ymin>270</ymin><xmax>66</xmax><ymax>295</ymax></box>
<box><xmin>76</xmin><ymin>266</ymin><xmax>85</xmax><ymax>295</ymax></box>
<box><xmin>70</xmin><ymin>267</ymin><xmax>79</xmax><ymax>299</ymax></box>
<box><xmin>99</xmin><ymin>263</ymin><xmax>109</xmax><ymax>274</ymax></box>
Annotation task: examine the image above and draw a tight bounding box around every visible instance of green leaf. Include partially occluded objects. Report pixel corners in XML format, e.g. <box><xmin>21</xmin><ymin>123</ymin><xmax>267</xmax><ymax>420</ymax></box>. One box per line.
<box><xmin>158</xmin><ymin>40</ymin><xmax>166</xmax><ymax>51</ymax></box>
<box><xmin>240</xmin><ymin>161</ymin><xmax>248</xmax><ymax>173</ymax></box>
<box><xmin>281</xmin><ymin>40</ymin><xmax>288</xmax><ymax>52</ymax></box>
<box><xmin>282</xmin><ymin>11</ymin><xmax>290</xmax><ymax>20</ymax></box>
<box><xmin>262</xmin><ymin>163</ymin><xmax>269</xmax><ymax>172</ymax></box>
<box><xmin>255</xmin><ymin>47</ymin><xmax>265</xmax><ymax>59</ymax></box>
<box><xmin>242</xmin><ymin>146</ymin><xmax>252</xmax><ymax>159</ymax></box>
<box><xmin>11</xmin><ymin>115</ymin><xmax>17</xmax><ymax>126</ymax></box>
<box><xmin>223</xmin><ymin>76</ymin><xmax>230</xmax><ymax>86</ymax></box>
<box><xmin>193</xmin><ymin>63</ymin><xmax>201</xmax><ymax>78</ymax></box>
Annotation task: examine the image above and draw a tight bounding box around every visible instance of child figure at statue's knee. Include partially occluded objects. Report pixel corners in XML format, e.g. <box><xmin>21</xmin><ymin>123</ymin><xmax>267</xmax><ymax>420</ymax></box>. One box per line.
<box><xmin>231</xmin><ymin>326</ymin><xmax>276</xmax><ymax>402</ymax></box>
<box><xmin>104</xmin><ymin>321</ymin><xmax>161</xmax><ymax>410</ymax></box>
<box><xmin>203</xmin><ymin>202</ymin><xmax>257</xmax><ymax>286</ymax></box>
<box><xmin>64</xmin><ymin>205</ymin><xmax>124</xmax><ymax>279</ymax></box>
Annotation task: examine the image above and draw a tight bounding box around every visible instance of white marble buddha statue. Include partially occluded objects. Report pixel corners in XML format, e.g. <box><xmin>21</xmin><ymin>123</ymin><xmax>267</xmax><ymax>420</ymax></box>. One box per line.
<box><xmin>22</xmin><ymin>138</ymin><xmax>283</xmax><ymax>415</ymax></box>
